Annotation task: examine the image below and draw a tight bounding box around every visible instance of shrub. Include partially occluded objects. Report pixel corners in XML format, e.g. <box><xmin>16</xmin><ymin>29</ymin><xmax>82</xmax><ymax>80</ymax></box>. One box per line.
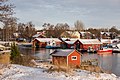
<box><xmin>10</xmin><ymin>42</ymin><xmax>35</xmax><ymax>66</ymax></box>
<box><xmin>10</xmin><ymin>42</ymin><xmax>20</xmax><ymax>60</ymax></box>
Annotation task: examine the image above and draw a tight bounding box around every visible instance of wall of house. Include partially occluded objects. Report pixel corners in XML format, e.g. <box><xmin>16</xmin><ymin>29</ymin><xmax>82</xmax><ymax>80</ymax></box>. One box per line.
<box><xmin>68</xmin><ymin>50</ymin><xmax>81</xmax><ymax>68</ymax></box>
<box><xmin>79</xmin><ymin>43</ymin><xmax>101</xmax><ymax>50</ymax></box>
<box><xmin>32</xmin><ymin>40</ymin><xmax>47</xmax><ymax>48</ymax></box>
<box><xmin>52</xmin><ymin>56</ymin><xmax>67</xmax><ymax>66</ymax></box>
<box><xmin>83</xmin><ymin>44</ymin><xmax>101</xmax><ymax>50</ymax></box>
<box><xmin>56</xmin><ymin>42</ymin><xmax>62</xmax><ymax>47</ymax></box>
<box><xmin>39</xmin><ymin>42</ymin><xmax>47</xmax><ymax>48</ymax></box>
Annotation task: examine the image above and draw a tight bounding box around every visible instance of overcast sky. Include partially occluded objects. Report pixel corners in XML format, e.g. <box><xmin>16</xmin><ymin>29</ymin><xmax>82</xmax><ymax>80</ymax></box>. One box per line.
<box><xmin>10</xmin><ymin>0</ymin><xmax>120</xmax><ymax>29</ymax></box>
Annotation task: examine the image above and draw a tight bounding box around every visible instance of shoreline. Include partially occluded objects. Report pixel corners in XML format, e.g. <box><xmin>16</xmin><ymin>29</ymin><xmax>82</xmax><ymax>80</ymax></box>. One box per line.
<box><xmin>0</xmin><ymin>64</ymin><xmax>119</xmax><ymax>80</ymax></box>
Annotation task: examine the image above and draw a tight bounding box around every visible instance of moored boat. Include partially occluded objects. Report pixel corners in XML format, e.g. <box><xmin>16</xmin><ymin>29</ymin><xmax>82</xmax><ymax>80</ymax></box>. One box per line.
<box><xmin>112</xmin><ymin>43</ymin><xmax>120</xmax><ymax>53</ymax></box>
<box><xmin>97</xmin><ymin>48</ymin><xmax>113</xmax><ymax>55</ymax></box>
<box><xmin>45</xmin><ymin>46</ymin><xmax>60</xmax><ymax>49</ymax></box>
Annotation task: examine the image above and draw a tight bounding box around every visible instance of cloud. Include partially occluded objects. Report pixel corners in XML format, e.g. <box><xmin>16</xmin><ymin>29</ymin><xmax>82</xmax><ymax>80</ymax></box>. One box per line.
<box><xmin>9</xmin><ymin>0</ymin><xmax>120</xmax><ymax>29</ymax></box>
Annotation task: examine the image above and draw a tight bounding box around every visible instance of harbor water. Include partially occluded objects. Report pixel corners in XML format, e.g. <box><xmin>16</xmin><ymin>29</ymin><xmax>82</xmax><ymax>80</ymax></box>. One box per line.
<box><xmin>19</xmin><ymin>46</ymin><xmax>120</xmax><ymax>76</ymax></box>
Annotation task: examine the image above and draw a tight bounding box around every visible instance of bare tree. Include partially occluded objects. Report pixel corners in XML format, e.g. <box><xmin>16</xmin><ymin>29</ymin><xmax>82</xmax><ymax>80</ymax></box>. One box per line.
<box><xmin>74</xmin><ymin>20</ymin><xmax>85</xmax><ymax>31</ymax></box>
<box><xmin>24</xmin><ymin>22</ymin><xmax>36</xmax><ymax>41</ymax></box>
<box><xmin>0</xmin><ymin>0</ymin><xmax>15</xmax><ymax>22</ymax></box>
<box><xmin>17</xmin><ymin>22</ymin><xmax>36</xmax><ymax>42</ymax></box>
<box><xmin>0</xmin><ymin>0</ymin><xmax>17</xmax><ymax>41</ymax></box>
<box><xmin>42</xmin><ymin>23</ymin><xmax>70</xmax><ymax>38</ymax></box>
<box><xmin>54</xmin><ymin>23</ymin><xmax>69</xmax><ymax>37</ymax></box>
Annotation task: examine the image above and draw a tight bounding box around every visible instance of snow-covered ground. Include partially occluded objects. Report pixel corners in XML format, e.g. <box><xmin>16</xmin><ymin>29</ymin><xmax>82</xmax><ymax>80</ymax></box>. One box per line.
<box><xmin>0</xmin><ymin>64</ymin><xmax>120</xmax><ymax>80</ymax></box>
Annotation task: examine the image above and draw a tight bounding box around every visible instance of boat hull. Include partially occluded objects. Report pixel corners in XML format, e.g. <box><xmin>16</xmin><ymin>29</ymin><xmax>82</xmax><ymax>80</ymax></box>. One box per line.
<box><xmin>112</xmin><ymin>49</ymin><xmax>120</xmax><ymax>53</ymax></box>
<box><xmin>97</xmin><ymin>49</ymin><xmax>112</xmax><ymax>55</ymax></box>
<box><xmin>45</xmin><ymin>46</ymin><xmax>60</xmax><ymax>49</ymax></box>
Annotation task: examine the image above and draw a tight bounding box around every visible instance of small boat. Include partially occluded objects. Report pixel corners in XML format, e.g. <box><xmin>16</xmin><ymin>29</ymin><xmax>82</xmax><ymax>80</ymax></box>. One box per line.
<box><xmin>112</xmin><ymin>43</ymin><xmax>120</xmax><ymax>53</ymax></box>
<box><xmin>97</xmin><ymin>48</ymin><xmax>113</xmax><ymax>55</ymax></box>
<box><xmin>45</xmin><ymin>46</ymin><xmax>60</xmax><ymax>49</ymax></box>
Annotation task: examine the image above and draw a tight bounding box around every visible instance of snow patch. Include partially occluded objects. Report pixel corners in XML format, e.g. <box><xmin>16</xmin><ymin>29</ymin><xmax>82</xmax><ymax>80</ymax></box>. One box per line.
<box><xmin>0</xmin><ymin>64</ymin><xmax>119</xmax><ymax>80</ymax></box>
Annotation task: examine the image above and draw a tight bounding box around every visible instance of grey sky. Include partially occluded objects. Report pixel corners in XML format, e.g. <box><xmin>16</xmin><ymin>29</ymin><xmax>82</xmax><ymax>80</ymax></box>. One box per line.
<box><xmin>10</xmin><ymin>0</ymin><xmax>120</xmax><ymax>29</ymax></box>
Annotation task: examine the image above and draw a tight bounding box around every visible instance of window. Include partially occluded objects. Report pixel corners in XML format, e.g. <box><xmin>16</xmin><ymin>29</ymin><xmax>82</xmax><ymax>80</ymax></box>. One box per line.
<box><xmin>71</xmin><ymin>56</ymin><xmax>77</xmax><ymax>60</ymax></box>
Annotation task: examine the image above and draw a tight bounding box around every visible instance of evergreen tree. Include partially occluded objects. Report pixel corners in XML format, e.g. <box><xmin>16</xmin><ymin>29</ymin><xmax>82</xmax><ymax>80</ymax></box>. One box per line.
<box><xmin>10</xmin><ymin>42</ymin><xmax>20</xmax><ymax>60</ymax></box>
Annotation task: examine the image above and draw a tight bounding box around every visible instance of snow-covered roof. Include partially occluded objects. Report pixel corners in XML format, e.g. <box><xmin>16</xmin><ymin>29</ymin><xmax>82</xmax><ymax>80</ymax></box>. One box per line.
<box><xmin>64</xmin><ymin>41</ymin><xmax>76</xmax><ymax>44</ymax></box>
<box><xmin>61</xmin><ymin>38</ymin><xmax>102</xmax><ymax>44</ymax></box>
<box><xmin>60</xmin><ymin>38</ymin><xmax>70</xmax><ymax>41</ymax></box>
<box><xmin>70</xmin><ymin>38</ymin><xmax>79</xmax><ymax>41</ymax></box>
<box><xmin>0</xmin><ymin>50</ymin><xmax>11</xmax><ymax>54</ymax></box>
<box><xmin>34</xmin><ymin>38</ymin><xmax>62</xmax><ymax>42</ymax></box>
<box><xmin>79</xmin><ymin>39</ymin><xmax>102</xmax><ymax>44</ymax></box>
<box><xmin>51</xmin><ymin>49</ymin><xmax>74</xmax><ymax>56</ymax></box>
<box><xmin>61</xmin><ymin>38</ymin><xmax>78</xmax><ymax>41</ymax></box>
<box><xmin>100</xmin><ymin>39</ymin><xmax>112</xmax><ymax>44</ymax></box>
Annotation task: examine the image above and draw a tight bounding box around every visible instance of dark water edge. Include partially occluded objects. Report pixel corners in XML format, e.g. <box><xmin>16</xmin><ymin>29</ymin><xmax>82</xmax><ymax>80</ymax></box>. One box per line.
<box><xmin>18</xmin><ymin>46</ymin><xmax>120</xmax><ymax>76</ymax></box>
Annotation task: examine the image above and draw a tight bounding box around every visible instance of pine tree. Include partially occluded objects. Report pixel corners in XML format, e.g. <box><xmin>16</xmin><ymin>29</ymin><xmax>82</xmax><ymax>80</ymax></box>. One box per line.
<box><xmin>10</xmin><ymin>42</ymin><xmax>20</xmax><ymax>60</ymax></box>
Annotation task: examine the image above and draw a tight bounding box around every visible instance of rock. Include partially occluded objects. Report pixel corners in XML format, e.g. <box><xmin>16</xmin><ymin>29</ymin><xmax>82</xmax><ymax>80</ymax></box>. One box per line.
<box><xmin>29</xmin><ymin>59</ymin><xmax>38</xmax><ymax>66</ymax></box>
<box><xmin>0</xmin><ymin>69</ymin><xmax>3</xmax><ymax>75</ymax></box>
<box><xmin>111</xmin><ymin>73</ymin><xmax>117</xmax><ymax>78</ymax></box>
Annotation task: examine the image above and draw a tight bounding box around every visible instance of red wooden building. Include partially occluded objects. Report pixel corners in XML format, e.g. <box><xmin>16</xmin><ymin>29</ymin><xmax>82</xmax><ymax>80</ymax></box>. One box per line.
<box><xmin>51</xmin><ymin>49</ymin><xmax>81</xmax><ymax>68</ymax></box>
<box><xmin>60</xmin><ymin>38</ymin><xmax>80</xmax><ymax>49</ymax></box>
<box><xmin>32</xmin><ymin>38</ymin><xmax>62</xmax><ymax>48</ymax></box>
<box><xmin>79</xmin><ymin>39</ymin><xmax>102</xmax><ymax>50</ymax></box>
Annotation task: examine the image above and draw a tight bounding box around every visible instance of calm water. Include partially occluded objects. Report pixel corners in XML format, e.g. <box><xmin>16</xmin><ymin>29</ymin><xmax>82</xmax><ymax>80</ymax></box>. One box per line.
<box><xmin>19</xmin><ymin>46</ymin><xmax>120</xmax><ymax>76</ymax></box>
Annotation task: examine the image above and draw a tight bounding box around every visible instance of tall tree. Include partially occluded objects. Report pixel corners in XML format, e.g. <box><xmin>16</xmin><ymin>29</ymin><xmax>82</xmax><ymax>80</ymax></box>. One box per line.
<box><xmin>0</xmin><ymin>0</ymin><xmax>15</xmax><ymax>22</ymax></box>
<box><xmin>0</xmin><ymin>0</ymin><xmax>17</xmax><ymax>41</ymax></box>
<box><xmin>42</xmin><ymin>23</ymin><xmax>70</xmax><ymax>38</ymax></box>
<box><xmin>109</xmin><ymin>26</ymin><xmax>119</xmax><ymax>33</ymax></box>
<box><xmin>54</xmin><ymin>23</ymin><xmax>69</xmax><ymax>37</ymax></box>
<box><xmin>24</xmin><ymin>22</ymin><xmax>36</xmax><ymax>41</ymax></box>
<box><xmin>74</xmin><ymin>20</ymin><xmax>85</xmax><ymax>31</ymax></box>
<box><xmin>17</xmin><ymin>23</ymin><xmax>25</xmax><ymax>38</ymax></box>
<box><xmin>17</xmin><ymin>22</ymin><xmax>36</xmax><ymax>41</ymax></box>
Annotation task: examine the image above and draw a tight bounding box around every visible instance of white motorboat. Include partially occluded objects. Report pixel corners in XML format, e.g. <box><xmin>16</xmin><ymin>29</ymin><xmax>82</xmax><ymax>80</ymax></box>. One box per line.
<box><xmin>112</xmin><ymin>43</ymin><xmax>120</xmax><ymax>53</ymax></box>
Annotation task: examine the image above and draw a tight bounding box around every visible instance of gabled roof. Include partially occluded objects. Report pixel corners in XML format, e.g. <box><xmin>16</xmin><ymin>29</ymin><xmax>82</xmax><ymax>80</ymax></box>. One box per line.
<box><xmin>60</xmin><ymin>38</ymin><xmax>78</xmax><ymax>41</ymax></box>
<box><xmin>64</xmin><ymin>41</ymin><xmax>76</xmax><ymax>45</ymax></box>
<box><xmin>51</xmin><ymin>49</ymin><xmax>74</xmax><ymax>57</ymax></box>
<box><xmin>100</xmin><ymin>39</ymin><xmax>112</xmax><ymax>44</ymax></box>
<box><xmin>61</xmin><ymin>38</ymin><xmax>102</xmax><ymax>44</ymax></box>
<box><xmin>79</xmin><ymin>39</ymin><xmax>102</xmax><ymax>44</ymax></box>
<box><xmin>33</xmin><ymin>38</ymin><xmax>62</xmax><ymax>42</ymax></box>
<box><xmin>64</xmin><ymin>39</ymin><xmax>80</xmax><ymax>45</ymax></box>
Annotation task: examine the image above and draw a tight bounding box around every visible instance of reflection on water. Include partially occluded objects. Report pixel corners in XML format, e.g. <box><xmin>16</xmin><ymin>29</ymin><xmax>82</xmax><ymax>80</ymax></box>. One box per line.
<box><xmin>99</xmin><ymin>54</ymin><xmax>113</xmax><ymax>73</ymax></box>
<box><xmin>34</xmin><ymin>48</ymin><xmax>54</xmax><ymax>61</ymax></box>
<box><xmin>99</xmin><ymin>53</ymin><xmax>120</xmax><ymax>76</ymax></box>
<box><xmin>18</xmin><ymin>46</ymin><xmax>120</xmax><ymax>76</ymax></box>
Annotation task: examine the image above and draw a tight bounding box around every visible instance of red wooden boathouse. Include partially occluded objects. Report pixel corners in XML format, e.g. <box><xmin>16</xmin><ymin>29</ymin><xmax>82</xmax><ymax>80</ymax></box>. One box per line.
<box><xmin>79</xmin><ymin>39</ymin><xmax>102</xmax><ymax>50</ymax></box>
<box><xmin>51</xmin><ymin>49</ymin><xmax>81</xmax><ymax>68</ymax></box>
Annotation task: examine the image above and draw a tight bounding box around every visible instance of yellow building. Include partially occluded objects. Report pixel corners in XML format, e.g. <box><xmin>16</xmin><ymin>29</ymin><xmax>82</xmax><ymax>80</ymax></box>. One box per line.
<box><xmin>61</xmin><ymin>31</ymin><xmax>80</xmax><ymax>38</ymax></box>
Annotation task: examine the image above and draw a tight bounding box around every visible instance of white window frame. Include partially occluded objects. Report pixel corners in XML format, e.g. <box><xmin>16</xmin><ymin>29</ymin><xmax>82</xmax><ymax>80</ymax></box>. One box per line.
<box><xmin>71</xmin><ymin>56</ymin><xmax>77</xmax><ymax>60</ymax></box>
